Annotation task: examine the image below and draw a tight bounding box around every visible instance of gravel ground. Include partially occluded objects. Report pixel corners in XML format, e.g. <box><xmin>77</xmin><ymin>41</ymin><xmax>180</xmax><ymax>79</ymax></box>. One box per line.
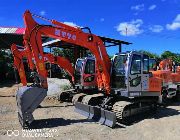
<box><xmin>0</xmin><ymin>79</ymin><xmax>180</xmax><ymax>140</ymax></box>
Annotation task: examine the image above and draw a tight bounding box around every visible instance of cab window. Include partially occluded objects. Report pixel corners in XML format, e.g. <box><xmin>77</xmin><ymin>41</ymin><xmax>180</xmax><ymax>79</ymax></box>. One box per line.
<box><xmin>131</xmin><ymin>54</ymin><xmax>141</xmax><ymax>74</ymax></box>
<box><xmin>84</xmin><ymin>59</ymin><xmax>95</xmax><ymax>74</ymax></box>
<box><xmin>143</xmin><ymin>55</ymin><xmax>149</xmax><ymax>74</ymax></box>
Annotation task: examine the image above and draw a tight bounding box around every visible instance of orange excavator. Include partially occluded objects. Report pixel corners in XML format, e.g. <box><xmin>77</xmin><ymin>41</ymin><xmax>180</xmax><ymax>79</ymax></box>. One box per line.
<box><xmin>12</xmin><ymin>10</ymin><xmax>180</xmax><ymax>128</ymax></box>
<box><xmin>11</xmin><ymin>44</ymin><xmax>75</xmax><ymax>86</ymax></box>
<box><xmin>149</xmin><ymin>58</ymin><xmax>180</xmax><ymax>102</ymax></box>
<box><xmin>12</xmin><ymin>10</ymin><xmax>112</xmax><ymax>128</ymax></box>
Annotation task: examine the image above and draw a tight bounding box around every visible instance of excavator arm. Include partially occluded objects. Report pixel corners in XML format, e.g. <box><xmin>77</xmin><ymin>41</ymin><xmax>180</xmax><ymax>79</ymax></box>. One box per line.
<box><xmin>44</xmin><ymin>53</ymin><xmax>74</xmax><ymax>82</ymax></box>
<box><xmin>11</xmin><ymin>44</ymin><xmax>75</xmax><ymax>86</ymax></box>
<box><xmin>23</xmin><ymin>10</ymin><xmax>111</xmax><ymax>94</ymax></box>
<box><xmin>11</xmin><ymin>44</ymin><xmax>28</xmax><ymax>86</ymax></box>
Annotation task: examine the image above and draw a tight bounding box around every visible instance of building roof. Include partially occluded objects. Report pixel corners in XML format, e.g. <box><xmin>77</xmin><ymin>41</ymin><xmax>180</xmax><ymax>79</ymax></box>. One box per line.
<box><xmin>0</xmin><ymin>27</ymin><xmax>25</xmax><ymax>49</ymax></box>
<box><xmin>0</xmin><ymin>27</ymin><xmax>132</xmax><ymax>50</ymax></box>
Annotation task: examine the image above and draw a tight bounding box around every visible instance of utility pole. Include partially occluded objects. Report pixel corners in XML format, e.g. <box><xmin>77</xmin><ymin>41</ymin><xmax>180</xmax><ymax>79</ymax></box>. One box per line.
<box><xmin>50</xmin><ymin>47</ymin><xmax>52</xmax><ymax>78</ymax></box>
<box><xmin>126</xmin><ymin>27</ymin><xmax>128</xmax><ymax>36</ymax></box>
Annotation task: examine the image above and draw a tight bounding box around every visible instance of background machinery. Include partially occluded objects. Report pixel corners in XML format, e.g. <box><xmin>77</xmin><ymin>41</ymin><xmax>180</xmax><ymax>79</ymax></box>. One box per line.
<box><xmin>12</xmin><ymin>10</ymin><xmax>180</xmax><ymax>128</ymax></box>
<box><xmin>149</xmin><ymin>58</ymin><xmax>180</xmax><ymax>102</ymax></box>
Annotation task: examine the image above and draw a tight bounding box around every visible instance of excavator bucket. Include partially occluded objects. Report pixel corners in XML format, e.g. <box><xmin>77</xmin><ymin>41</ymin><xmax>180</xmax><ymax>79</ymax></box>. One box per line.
<box><xmin>74</xmin><ymin>102</ymin><xmax>117</xmax><ymax>127</ymax></box>
<box><xmin>16</xmin><ymin>86</ymin><xmax>47</xmax><ymax>128</ymax></box>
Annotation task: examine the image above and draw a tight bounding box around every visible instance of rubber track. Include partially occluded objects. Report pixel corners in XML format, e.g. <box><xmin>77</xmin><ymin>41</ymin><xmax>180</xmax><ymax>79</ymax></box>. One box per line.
<box><xmin>81</xmin><ymin>94</ymin><xmax>104</xmax><ymax>105</ymax></box>
<box><xmin>112</xmin><ymin>101</ymin><xmax>131</xmax><ymax>120</ymax></box>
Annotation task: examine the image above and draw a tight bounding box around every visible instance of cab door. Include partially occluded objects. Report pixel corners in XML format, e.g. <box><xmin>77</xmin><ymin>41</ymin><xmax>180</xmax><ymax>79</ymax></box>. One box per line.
<box><xmin>82</xmin><ymin>58</ymin><xmax>97</xmax><ymax>88</ymax></box>
<box><xmin>74</xmin><ymin>59</ymin><xmax>84</xmax><ymax>85</ymax></box>
<box><xmin>128</xmin><ymin>54</ymin><xmax>142</xmax><ymax>93</ymax></box>
<box><xmin>141</xmin><ymin>55</ymin><xmax>149</xmax><ymax>91</ymax></box>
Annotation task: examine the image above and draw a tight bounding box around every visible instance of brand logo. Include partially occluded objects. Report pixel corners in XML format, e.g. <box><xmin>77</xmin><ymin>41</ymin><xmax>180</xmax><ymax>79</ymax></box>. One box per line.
<box><xmin>55</xmin><ymin>29</ymin><xmax>76</xmax><ymax>41</ymax></box>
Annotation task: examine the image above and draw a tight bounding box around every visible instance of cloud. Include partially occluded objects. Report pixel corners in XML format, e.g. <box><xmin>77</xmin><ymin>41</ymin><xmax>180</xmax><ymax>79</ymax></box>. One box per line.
<box><xmin>40</xmin><ymin>10</ymin><xmax>46</xmax><ymax>16</ymax></box>
<box><xmin>166</xmin><ymin>14</ymin><xmax>180</xmax><ymax>30</ymax></box>
<box><xmin>149</xmin><ymin>5</ymin><xmax>156</xmax><ymax>10</ymax></box>
<box><xmin>131</xmin><ymin>4</ymin><xmax>144</xmax><ymax>11</ymax></box>
<box><xmin>64</xmin><ymin>22</ymin><xmax>79</xmax><ymax>27</ymax></box>
<box><xmin>149</xmin><ymin>25</ymin><xmax>164</xmax><ymax>33</ymax></box>
<box><xmin>116</xmin><ymin>19</ymin><xmax>143</xmax><ymax>36</ymax></box>
<box><xmin>100</xmin><ymin>18</ymin><xmax>105</xmax><ymax>22</ymax></box>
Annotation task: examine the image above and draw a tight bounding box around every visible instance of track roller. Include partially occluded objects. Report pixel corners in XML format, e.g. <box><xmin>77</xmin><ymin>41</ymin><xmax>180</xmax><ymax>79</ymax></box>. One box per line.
<box><xmin>72</xmin><ymin>93</ymin><xmax>86</xmax><ymax>104</ymax></box>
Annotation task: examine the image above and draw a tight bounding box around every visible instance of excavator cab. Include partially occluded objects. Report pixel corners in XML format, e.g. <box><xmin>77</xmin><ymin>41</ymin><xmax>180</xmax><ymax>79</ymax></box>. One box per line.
<box><xmin>111</xmin><ymin>51</ymin><xmax>151</xmax><ymax>95</ymax></box>
<box><xmin>75</xmin><ymin>51</ymin><xmax>161</xmax><ymax>127</ymax></box>
<box><xmin>74</xmin><ymin>57</ymin><xmax>97</xmax><ymax>90</ymax></box>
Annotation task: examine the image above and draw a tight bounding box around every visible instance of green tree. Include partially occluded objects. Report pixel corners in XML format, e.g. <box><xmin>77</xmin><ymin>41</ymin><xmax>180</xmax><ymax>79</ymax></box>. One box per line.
<box><xmin>161</xmin><ymin>51</ymin><xmax>180</xmax><ymax>63</ymax></box>
<box><xmin>139</xmin><ymin>50</ymin><xmax>160</xmax><ymax>59</ymax></box>
<box><xmin>0</xmin><ymin>49</ymin><xmax>14</xmax><ymax>81</ymax></box>
<box><xmin>52</xmin><ymin>48</ymin><xmax>74</xmax><ymax>63</ymax></box>
<box><xmin>175</xmin><ymin>53</ymin><xmax>180</xmax><ymax>63</ymax></box>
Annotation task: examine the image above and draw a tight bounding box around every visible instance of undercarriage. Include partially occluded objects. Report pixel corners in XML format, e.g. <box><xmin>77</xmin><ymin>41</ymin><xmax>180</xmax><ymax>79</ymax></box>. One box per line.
<box><xmin>74</xmin><ymin>93</ymin><xmax>158</xmax><ymax>127</ymax></box>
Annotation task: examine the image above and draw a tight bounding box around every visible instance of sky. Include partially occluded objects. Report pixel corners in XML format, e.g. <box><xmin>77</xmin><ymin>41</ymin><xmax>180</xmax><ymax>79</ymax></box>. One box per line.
<box><xmin>0</xmin><ymin>0</ymin><xmax>179</xmax><ymax>56</ymax></box>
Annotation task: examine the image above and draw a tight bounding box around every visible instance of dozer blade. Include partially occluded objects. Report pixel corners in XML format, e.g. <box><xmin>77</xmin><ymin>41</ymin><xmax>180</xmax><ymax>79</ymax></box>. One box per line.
<box><xmin>89</xmin><ymin>106</ymin><xmax>101</xmax><ymax>121</ymax></box>
<box><xmin>75</xmin><ymin>102</ymin><xmax>90</xmax><ymax>118</ymax></box>
<box><xmin>74</xmin><ymin>102</ymin><xmax>101</xmax><ymax>120</ymax></box>
<box><xmin>75</xmin><ymin>102</ymin><xmax>116</xmax><ymax>127</ymax></box>
<box><xmin>99</xmin><ymin>109</ymin><xmax>116</xmax><ymax>128</ymax></box>
<box><xmin>16</xmin><ymin>86</ymin><xmax>47</xmax><ymax>128</ymax></box>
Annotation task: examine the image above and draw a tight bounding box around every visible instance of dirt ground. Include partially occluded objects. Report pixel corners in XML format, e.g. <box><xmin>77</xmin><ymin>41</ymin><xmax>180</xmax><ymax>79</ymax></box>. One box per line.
<box><xmin>0</xmin><ymin>82</ymin><xmax>180</xmax><ymax>140</ymax></box>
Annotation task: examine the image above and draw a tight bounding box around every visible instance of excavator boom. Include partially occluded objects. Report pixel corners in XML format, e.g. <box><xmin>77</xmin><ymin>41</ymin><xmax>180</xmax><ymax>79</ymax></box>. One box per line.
<box><xmin>23</xmin><ymin>10</ymin><xmax>111</xmax><ymax>93</ymax></box>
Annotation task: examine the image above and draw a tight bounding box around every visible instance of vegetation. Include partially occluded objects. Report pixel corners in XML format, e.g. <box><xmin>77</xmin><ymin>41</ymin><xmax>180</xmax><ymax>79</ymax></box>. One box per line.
<box><xmin>161</xmin><ymin>51</ymin><xmax>180</xmax><ymax>63</ymax></box>
<box><xmin>139</xmin><ymin>50</ymin><xmax>160</xmax><ymax>59</ymax></box>
<box><xmin>139</xmin><ymin>50</ymin><xmax>180</xmax><ymax>64</ymax></box>
<box><xmin>0</xmin><ymin>49</ymin><xmax>14</xmax><ymax>82</ymax></box>
<box><xmin>60</xmin><ymin>84</ymin><xmax>72</xmax><ymax>91</ymax></box>
<box><xmin>53</xmin><ymin>48</ymin><xmax>74</xmax><ymax>63</ymax></box>
<box><xmin>52</xmin><ymin>48</ymin><xmax>180</xmax><ymax>64</ymax></box>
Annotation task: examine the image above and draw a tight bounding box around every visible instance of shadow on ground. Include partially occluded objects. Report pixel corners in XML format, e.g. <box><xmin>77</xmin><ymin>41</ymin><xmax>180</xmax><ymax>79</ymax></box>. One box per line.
<box><xmin>29</xmin><ymin>118</ymin><xmax>94</xmax><ymax>129</ymax></box>
<box><xmin>0</xmin><ymin>95</ymin><xmax>15</xmax><ymax>97</ymax></box>
<box><xmin>20</xmin><ymin>99</ymin><xmax>180</xmax><ymax>129</ymax></box>
<box><xmin>114</xmin><ymin>101</ymin><xmax>180</xmax><ymax>128</ymax></box>
<box><xmin>28</xmin><ymin>102</ymin><xmax>180</xmax><ymax>129</ymax></box>
<box><xmin>38</xmin><ymin>104</ymin><xmax>74</xmax><ymax>108</ymax></box>
<box><xmin>0</xmin><ymin>80</ymin><xmax>17</xmax><ymax>88</ymax></box>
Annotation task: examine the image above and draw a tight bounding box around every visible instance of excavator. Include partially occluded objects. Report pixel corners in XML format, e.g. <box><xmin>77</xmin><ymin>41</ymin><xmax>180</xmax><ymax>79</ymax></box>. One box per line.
<box><xmin>12</xmin><ymin>10</ymin><xmax>112</xmax><ymax>128</ymax></box>
<box><xmin>149</xmin><ymin>58</ymin><xmax>180</xmax><ymax>102</ymax></box>
<box><xmin>12</xmin><ymin>10</ymin><xmax>180</xmax><ymax>128</ymax></box>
